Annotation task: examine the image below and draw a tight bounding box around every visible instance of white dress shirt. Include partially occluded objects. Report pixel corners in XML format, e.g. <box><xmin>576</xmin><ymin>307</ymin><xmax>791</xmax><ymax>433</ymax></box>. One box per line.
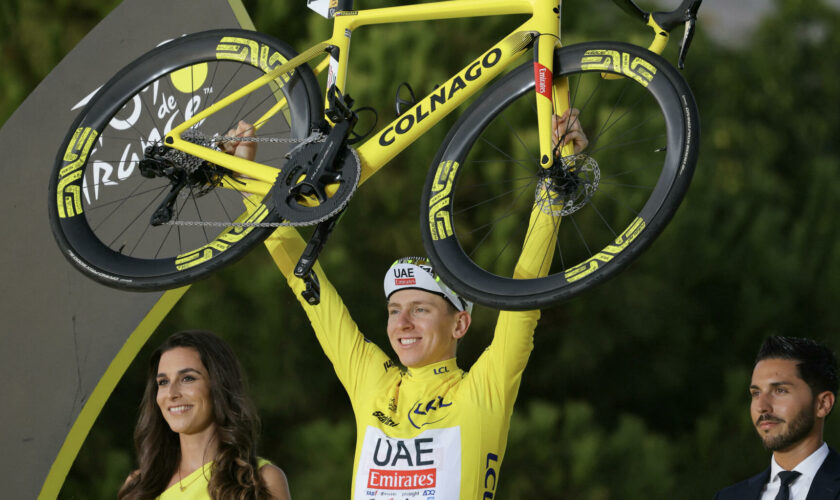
<box><xmin>759</xmin><ymin>442</ymin><xmax>829</xmax><ymax>500</ymax></box>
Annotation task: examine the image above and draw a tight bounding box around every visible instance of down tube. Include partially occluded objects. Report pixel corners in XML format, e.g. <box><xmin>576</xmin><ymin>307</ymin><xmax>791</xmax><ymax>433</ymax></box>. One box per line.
<box><xmin>355</xmin><ymin>29</ymin><xmax>536</xmax><ymax>184</ymax></box>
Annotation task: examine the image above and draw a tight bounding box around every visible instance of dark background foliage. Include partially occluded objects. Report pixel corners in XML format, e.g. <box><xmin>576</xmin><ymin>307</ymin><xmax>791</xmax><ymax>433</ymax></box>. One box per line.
<box><xmin>3</xmin><ymin>0</ymin><xmax>838</xmax><ymax>498</ymax></box>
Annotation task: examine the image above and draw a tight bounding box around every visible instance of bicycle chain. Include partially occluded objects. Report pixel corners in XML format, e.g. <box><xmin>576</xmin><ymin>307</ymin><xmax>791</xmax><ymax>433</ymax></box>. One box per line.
<box><xmin>164</xmin><ymin>132</ymin><xmax>357</xmax><ymax>229</ymax></box>
<box><xmin>164</xmin><ymin>219</ymin><xmax>290</xmax><ymax>228</ymax></box>
<box><xmin>213</xmin><ymin>134</ymin><xmax>310</xmax><ymax>144</ymax></box>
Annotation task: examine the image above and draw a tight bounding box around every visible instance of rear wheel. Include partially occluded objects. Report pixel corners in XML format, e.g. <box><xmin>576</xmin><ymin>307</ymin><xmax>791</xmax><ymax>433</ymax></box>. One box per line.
<box><xmin>48</xmin><ymin>29</ymin><xmax>322</xmax><ymax>290</ymax></box>
<box><xmin>421</xmin><ymin>42</ymin><xmax>700</xmax><ymax>310</ymax></box>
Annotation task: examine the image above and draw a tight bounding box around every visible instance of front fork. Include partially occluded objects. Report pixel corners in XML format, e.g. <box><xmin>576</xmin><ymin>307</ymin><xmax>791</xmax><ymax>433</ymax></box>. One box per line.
<box><xmin>534</xmin><ymin>23</ymin><xmax>573</xmax><ymax>169</ymax></box>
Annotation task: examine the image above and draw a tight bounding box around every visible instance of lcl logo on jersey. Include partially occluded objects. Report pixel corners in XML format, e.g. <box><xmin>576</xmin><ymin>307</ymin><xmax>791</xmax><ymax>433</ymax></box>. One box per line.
<box><xmin>408</xmin><ymin>396</ymin><xmax>452</xmax><ymax>429</ymax></box>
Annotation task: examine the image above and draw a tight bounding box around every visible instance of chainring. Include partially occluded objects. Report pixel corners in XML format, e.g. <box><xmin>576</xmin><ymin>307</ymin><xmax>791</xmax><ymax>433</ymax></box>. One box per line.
<box><xmin>270</xmin><ymin>137</ymin><xmax>361</xmax><ymax>225</ymax></box>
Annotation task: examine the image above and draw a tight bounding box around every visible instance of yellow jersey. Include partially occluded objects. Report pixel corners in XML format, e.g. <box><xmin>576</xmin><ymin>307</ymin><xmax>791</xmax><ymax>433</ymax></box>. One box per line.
<box><xmin>156</xmin><ymin>458</ymin><xmax>272</xmax><ymax>500</ymax></box>
<box><xmin>265</xmin><ymin>206</ymin><xmax>555</xmax><ymax>499</ymax></box>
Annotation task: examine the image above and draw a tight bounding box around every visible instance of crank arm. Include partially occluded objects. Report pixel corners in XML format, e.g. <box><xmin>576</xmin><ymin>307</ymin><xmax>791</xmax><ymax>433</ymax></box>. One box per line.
<box><xmin>290</xmin><ymin>120</ymin><xmax>352</xmax><ymax>202</ymax></box>
<box><xmin>295</xmin><ymin>211</ymin><xmax>343</xmax><ymax>304</ymax></box>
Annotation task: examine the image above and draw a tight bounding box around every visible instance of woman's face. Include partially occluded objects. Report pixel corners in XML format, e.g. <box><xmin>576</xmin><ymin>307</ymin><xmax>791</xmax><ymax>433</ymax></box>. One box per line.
<box><xmin>155</xmin><ymin>347</ymin><xmax>216</xmax><ymax>436</ymax></box>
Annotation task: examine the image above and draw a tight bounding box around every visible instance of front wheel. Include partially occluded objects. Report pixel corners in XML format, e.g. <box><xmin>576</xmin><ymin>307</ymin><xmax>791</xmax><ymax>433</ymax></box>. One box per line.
<box><xmin>421</xmin><ymin>42</ymin><xmax>700</xmax><ymax>310</ymax></box>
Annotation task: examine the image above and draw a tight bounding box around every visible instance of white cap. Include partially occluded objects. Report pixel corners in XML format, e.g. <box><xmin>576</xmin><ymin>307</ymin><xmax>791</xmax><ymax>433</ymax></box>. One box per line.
<box><xmin>383</xmin><ymin>257</ymin><xmax>473</xmax><ymax>313</ymax></box>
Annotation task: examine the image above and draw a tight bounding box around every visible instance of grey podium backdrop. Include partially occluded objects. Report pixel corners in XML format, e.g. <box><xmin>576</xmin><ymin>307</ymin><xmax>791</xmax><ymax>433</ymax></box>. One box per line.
<box><xmin>0</xmin><ymin>1</ymin><xmax>255</xmax><ymax>497</ymax></box>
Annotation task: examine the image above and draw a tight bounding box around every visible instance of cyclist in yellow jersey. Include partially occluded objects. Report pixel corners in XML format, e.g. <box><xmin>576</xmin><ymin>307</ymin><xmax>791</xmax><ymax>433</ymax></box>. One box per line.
<box><xmin>235</xmin><ymin>111</ymin><xmax>585</xmax><ymax>499</ymax></box>
<box><xmin>269</xmin><ymin>222</ymin><xmax>535</xmax><ymax>499</ymax></box>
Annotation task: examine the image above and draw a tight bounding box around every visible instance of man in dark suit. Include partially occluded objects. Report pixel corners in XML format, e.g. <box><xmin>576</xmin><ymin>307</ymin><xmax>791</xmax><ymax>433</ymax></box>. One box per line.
<box><xmin>716</xmin><ymin>336</ymin><xmax>840</xmax><ymax>499</ymax></box>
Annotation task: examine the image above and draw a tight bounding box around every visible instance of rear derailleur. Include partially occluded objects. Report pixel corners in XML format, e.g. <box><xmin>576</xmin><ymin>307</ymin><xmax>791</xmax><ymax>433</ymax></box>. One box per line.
<box><xmin>139</xmin><ymin>138</ymin><xmax>230</xmax><ymax>226</ymax></box>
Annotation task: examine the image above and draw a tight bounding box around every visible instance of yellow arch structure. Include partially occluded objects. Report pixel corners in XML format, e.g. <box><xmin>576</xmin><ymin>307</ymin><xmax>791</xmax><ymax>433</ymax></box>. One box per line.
<box><xmin>37</xmin><ymin>287</ymin><xmax>189</xmax><ymax>499</ymax></box>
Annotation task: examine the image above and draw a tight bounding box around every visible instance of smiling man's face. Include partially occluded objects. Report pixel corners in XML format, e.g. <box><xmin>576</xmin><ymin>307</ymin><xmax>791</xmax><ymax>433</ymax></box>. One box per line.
<box><xmin>386</xmin><ymin>289</ymin><xmax>464</xmax><ymax>368</ymax></box>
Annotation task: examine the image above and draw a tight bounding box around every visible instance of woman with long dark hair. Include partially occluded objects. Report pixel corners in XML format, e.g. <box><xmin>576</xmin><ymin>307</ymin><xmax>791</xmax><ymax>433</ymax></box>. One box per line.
<box><xmin>118</xmin><ymin>330</ymin><xmax>290</xmax><ymax>499</ymax></box>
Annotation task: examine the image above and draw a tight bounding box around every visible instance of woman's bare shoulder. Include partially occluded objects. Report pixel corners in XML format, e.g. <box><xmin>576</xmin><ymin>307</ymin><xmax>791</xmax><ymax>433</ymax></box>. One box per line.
<box><xmin>259</xmin><ymin>463</ymin><xmax>291</xmax><ymax>500</ymax></box>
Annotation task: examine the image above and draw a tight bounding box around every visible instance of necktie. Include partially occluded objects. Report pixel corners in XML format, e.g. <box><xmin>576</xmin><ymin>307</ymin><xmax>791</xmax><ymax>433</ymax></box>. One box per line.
<box><xmin>775</xmin><ymin>470</ymin><xmax>802</xmax><ymax>500</ymax></box>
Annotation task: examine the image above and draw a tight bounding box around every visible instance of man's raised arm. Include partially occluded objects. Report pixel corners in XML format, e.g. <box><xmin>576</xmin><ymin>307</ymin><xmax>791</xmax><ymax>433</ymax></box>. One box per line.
<box><xmin>264</xmin><ymin>226</ymin><xmax>392</xmax><ymax>400</ymax></box>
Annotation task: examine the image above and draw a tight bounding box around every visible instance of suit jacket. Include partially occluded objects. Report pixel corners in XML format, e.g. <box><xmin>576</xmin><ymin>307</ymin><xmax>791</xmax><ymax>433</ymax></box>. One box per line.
<box><xmin>715</xmin><ymin>447</ymin><xmax>840</xmax><ymax>499</ymax></box>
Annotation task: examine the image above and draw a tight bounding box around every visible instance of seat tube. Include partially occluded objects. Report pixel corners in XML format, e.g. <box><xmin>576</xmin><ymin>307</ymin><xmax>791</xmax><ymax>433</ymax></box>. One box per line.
<box><xmin>534</xmin><ymin>0</ymin><xmax>562</xmax><ymax>168</ymax></box>
<box><xmin>326</xmin><ymin>15</ymin><xmax>355</xmax><ymax>117</ymax></box>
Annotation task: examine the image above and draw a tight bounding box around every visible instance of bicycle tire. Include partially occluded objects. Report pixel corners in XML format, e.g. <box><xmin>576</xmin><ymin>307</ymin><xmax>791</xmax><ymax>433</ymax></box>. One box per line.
<box><xmin>421</xmin><ymin>42</ymin><xmax>700</xmax><ymax>310</ymax></box>
<box><xmin>48</xmin><ymin>29</ymin><xmax>322</xmax><ymax>290</ymax></box>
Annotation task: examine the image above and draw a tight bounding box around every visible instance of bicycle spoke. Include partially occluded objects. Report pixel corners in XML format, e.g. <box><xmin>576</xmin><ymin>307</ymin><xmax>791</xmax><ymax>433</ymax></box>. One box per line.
<box><xmin>213</xmin><ymin>188</ymin><xmax>235</xmax><ymax>222</ymax></box>
<box><xmin>586</xmin><ymin>197</ymin><xmax>620</xmax><ymax>240</ymax></box>
<box><xmin>591</xmin><ymin>183</ymin><xmax>646</xmax><ymax>219</ymax></box>
<box><xmin>206</xmin><ymin>61</ymin><xmax>247</xmax><ymax>110</ymax></box>
<box><xmin>597</xmin><ymin>179</ymin><xmax>656</xmax><ymax>190</ymax></box>
<box><xmin>554</xmin><ymin>226</ymin><xmax>567</xmax><ymax>272</ymax></box>
<box><xmin>92</xmin><ymin>178</ymin><xmax>162</xmax><ymax>233</ymax></box>
<box><xmin>498</xmin><ymin>110</ymin><xmax>541</xmax><ymax>167</ymax></box>
<box><xmin>482</xmin><ymin>177</ymin><xmax>543</xmax><ymax>268</ymax></box>
<box><xmin>458</xmin><ymin>178</ymin><xmax>537</xmax><ymax>231</ymax></box>
<box><xmin>586</xmin><ymin>131</ymin><xmax>664</xmax><ymax>156</ymax></box>
<box><xmin>464</xmin><ymin>177</ymin><xmax>536</xmax><ymax>264</ymax></box>
<box><xmin>187</xmin><ymin>184</ymin><xmax>211</xmax><ymax>242</ymax></box>
<box><xmin>453</xmin><ymin>178</ymin><xmax>536</xmax><ymax>216</ymax></box>
<box><xmin>477</xmin><ymin>134</ymin><xmax>536</xmax><ymax>174</ymax></box>
<box><xmin>84</xmin><ymin>183</ymin><xmax>166</xmax><ymax>209</ymax></box>
<box><xmin>104</xmin><ymin>186</ymin><xmax>168</xmax><ymax>249</ymax></box>
<box><xmin>585</xmin><ymin>80</ymin><xmax>631</xmax><ymax>152</ymax></box>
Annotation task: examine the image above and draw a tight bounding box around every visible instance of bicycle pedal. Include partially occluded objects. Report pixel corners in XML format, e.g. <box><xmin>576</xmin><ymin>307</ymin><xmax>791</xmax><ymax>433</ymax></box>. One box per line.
<box><xmin>395</xmin><ymin>82</ymin><xmax>417</xmax><ymax>117</ymax></box>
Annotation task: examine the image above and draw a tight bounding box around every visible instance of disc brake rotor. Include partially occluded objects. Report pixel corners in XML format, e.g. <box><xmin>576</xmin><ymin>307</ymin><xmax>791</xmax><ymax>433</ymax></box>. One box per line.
<box><xmin>537</xmin><ymin>154</ymin><xmax>600</xmax><ymax>216</ymax></box>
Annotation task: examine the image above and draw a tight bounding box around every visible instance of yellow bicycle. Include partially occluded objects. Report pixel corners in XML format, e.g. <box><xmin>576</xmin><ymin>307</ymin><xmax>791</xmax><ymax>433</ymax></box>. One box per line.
<box><xmin>48</xmin><ymin>0</ymin><xmax>702</xmax><ymax>309</ymax></box>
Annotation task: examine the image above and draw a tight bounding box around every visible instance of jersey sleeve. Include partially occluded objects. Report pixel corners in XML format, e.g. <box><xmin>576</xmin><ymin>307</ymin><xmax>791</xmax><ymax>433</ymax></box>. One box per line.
<box><xmin>469</xmin><ymin>198</ymin><xmax>559</xmax><ymax>408</ymax></box>
<box><xmin>263</xmin><ymin>226</ymin><xmax>393</xmax><ymax>403</ymax></box>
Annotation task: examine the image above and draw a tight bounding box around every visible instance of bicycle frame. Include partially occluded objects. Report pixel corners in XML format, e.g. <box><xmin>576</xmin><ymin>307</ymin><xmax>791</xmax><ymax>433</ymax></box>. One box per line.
<box><xmin>166</xmin><ymin>0</ymin><xmax>565</xmax><ymax>197</ymax></box>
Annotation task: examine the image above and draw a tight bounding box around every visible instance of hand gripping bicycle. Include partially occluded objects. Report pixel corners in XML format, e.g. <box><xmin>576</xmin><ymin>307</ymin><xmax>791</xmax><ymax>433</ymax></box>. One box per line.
<box><xmin>48</xmin><ymin>0</ymin><xmax>702</xmax><ymax>310</ymax></box>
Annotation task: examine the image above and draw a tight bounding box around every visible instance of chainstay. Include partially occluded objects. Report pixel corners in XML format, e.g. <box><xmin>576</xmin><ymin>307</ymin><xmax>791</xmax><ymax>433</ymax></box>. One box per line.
<box><xmin>164</xmin><ymin>134</ymin><xmax>357</xmax><ymax>228</ymax></box>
